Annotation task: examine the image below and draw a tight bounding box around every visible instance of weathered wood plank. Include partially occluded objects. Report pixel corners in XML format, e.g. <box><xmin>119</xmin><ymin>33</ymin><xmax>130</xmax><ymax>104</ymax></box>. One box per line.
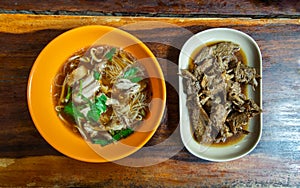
<box><xmin>1</xmin><ymin>14</ymin><xmax>300</xmax><ymax>34</ymax></box>
<box><xmin>0</xmin><ymin>155</ymin><xmax>299</xmax><ymax>187</ymax></box>
<box><xmin>0</xmin><ymin>0</ymin><xmax>299</xmax><ymax>17</ymax></box>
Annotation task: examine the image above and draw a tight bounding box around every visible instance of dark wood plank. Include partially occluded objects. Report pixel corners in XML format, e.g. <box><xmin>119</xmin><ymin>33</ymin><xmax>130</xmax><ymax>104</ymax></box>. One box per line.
<box><xmin>0</xmin><ymin>155</ymin><xmax>299</xmax><ymax>187</ymax></box>
<box><xmin>0</xmin><ymin>14</ymin><xmax>299</xmax><ymax>187</ymax></box>
<box><xmin>0</xmin><ymin>0</ymin><xmax>299</xmax><ymax>17</ymax></box>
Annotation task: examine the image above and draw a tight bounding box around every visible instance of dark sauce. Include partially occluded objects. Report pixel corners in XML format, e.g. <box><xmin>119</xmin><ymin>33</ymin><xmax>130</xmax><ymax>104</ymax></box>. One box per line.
<box><xmin>189</xmin><ymin>41</ymin><xmax>248</xmax><ymax>147</ymax></box>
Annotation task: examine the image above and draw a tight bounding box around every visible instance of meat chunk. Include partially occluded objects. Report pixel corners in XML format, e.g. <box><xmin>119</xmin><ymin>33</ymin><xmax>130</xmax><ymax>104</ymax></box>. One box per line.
<box><xmin>181</xmin><ymin>41</ymin><xmax>261</xmax><ymax>144</ymax></box>
<box><xmin>234</xmin><ymin>61</ymin><xmax>259</xmax><ymax>90</ymax></box>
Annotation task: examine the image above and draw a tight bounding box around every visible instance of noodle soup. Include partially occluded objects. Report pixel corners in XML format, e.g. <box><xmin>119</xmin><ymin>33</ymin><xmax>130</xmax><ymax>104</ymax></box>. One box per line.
<box><xmin>53</xmin><ymin>45</ymin><xmax>152</xmax><ymax>146</ymax></box>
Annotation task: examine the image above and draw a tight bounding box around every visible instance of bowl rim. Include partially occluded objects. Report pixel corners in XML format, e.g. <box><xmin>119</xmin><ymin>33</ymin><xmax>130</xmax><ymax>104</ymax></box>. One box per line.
<box><xmin>27</xmin><ymin>25</ymin><xmax>166</xmax><ymax>162</ymax></box>
<box><xmin>179</xmin><ymin>27</ymin><xmax>263</xmax><ymax>162</ymax></box>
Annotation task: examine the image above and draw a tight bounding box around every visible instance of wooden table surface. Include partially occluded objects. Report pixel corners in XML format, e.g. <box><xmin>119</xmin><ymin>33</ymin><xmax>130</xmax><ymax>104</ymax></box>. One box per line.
<box><xmin>0</xmin><ymin>1</ymin><xmax>299</xmax><ymax>187</ymax></box>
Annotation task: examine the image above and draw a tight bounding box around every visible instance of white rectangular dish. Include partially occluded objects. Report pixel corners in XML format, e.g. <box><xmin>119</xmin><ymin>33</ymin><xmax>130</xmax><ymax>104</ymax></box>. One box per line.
<box><xmin>179</xmin><ymin>28</ymin><xmax>262</xmax><ymax>162</ymax></box>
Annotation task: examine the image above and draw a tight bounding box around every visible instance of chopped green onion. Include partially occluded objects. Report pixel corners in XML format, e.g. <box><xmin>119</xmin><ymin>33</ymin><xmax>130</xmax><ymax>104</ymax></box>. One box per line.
<box><xmin>65</xmin><ymin>86</ymin><xmax>71</xmax><ymax>103</ymax></box>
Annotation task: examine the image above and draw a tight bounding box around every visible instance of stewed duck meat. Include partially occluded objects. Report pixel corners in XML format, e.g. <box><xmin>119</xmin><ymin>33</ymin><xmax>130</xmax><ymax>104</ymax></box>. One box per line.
<box><xmin>181</xmin><ymin>42</ymin><xmax>261</xmax><ymax>144</ymax></box>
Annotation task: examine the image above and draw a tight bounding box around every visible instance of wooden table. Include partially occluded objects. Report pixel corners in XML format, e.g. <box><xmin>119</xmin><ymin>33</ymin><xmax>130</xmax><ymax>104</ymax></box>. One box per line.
<box><xmin>0</xmin><ymin>1</ymin><xmax>299</xmax><ymax>187</ymax></box>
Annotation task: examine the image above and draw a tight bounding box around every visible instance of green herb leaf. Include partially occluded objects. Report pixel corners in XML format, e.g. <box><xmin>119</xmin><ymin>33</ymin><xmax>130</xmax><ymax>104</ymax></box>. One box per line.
<box><xmin>93</xmin><ymin>139</ymin><xmax>112</xmax><ymax>146</ymax></box>
<box><xmin>87</xmin><ymin>108</ymin><xmax>101</xmax><ymax>122</ymax></box>
<box><xmin>80</xmin><ymin>94</ymin><xmax>91</xmax><ymax>104</ymax></box>
<box><xmin>98</xmin><ymin>93</ymin><xmax>107</xmax><ymax>103</ymax></box>
<box><xmin>123</xmin><ymin>67</ymin><xmax>142</xmax><ymax>83</ymax></box>
<box><xmin>87</xmin><ymin>94</ymin><xmax>108</xmax><ymax>122</ymax></box>
<box><xmin>130</xmin><ymin>77</ymin><xmax>142</xmax><ymax>83</ymax></box>
<box><xmin>95</xmin><ymin>94</ymin><xmax>107</xmax><ymax>114</ymax></box>
<box><xmin>63</xmin><ymin>102</ymin><xmax>73</xmax><ymax>115</ymax></box>
<box><xmin>93</xmin><ymin>128</ymin><xmax>134</xmax><ymax>147</ymax></box>
<box><xmin>63</xmin><ymin>102</ymin><xmax>83</xmax><ymax>120</ymax></box>
<box><xmin>105</xmin><ymin>48</ymin><xmax>116</xmax><ymax>61</ymax></box>
<box><xmin>93</xmin><ymin>71</ymin><xmax>101</xmax><ymax>80</ymax></box>
<box><xmin>123</xmin><ymin>67</ymin><xmax>138</xmax><ymax>79</ymax></box>
<box><xmin>112</xmin><ymin>128</ymin><xmax>134</xmax><ymax>141</ymax></box>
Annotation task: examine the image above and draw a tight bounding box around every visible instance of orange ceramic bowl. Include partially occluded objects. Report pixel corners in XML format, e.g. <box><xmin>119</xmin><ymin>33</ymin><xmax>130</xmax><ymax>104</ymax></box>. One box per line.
<box><xmin>27</xmin><ymin>25</ymin><xmax>166</xmax><ymax>162</ymax></box>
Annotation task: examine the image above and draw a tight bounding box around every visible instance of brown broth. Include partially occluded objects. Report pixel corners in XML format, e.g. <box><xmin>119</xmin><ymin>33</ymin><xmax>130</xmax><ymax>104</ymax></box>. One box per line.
<box><xmin>189</xmin><ymin>41</ymin><xmax>248</xmax><ymax>147</ymax></box>
<box><xmin>211</xmin><ymin>132</ymin><xmax>246</xmax><ymax>147</ymax></box>
<box><xmin>52</xmin><ymin>48</ymin><xmax>86</xmax><ymax>136</ymax></box>
<box><xmin>189</xmin><ymin>41</ymin><xmax>247</xmax><ymax>70</ymax></box>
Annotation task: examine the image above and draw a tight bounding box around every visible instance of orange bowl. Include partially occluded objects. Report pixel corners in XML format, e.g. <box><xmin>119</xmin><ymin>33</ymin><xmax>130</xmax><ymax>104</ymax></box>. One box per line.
<box><xmin>27</xmin><ymin>25</ymin><xmax>166</xmax><ymax>162</ymax></box>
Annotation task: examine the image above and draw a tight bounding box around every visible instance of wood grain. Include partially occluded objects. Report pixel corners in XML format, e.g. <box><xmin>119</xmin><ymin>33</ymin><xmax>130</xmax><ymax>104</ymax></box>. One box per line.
<box><xmin>0</xmin><ymin>155</ymin><xmax>299</xmax><ymax>187</ymax></box>
<box><xmin>0</xmin><ymin>14</ymin><xmax>299</xmax><ymax>187</ymax></box>
<box><xmin>0</xmin><ymin>0</ymin><xmax>299</xmax><ymax>17</ymax></box>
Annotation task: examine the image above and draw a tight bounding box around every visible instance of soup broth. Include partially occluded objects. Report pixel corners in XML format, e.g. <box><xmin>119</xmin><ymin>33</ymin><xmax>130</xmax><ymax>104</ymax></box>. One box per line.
<box><xmin>52</xmin><ymin>45</ymin><xmax>152</xmax><ymax>146</ymax></box>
